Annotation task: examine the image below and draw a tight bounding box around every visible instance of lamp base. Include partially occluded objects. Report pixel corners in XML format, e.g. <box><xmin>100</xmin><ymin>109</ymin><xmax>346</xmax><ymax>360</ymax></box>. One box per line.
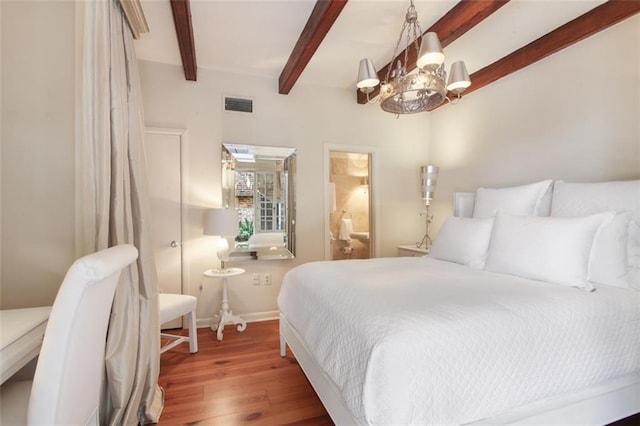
<box><xmin>212</xmin><ymin>267</ymin><xmax>234</xmax><ymax>274</ymax></box>
<box><xmin>416</xmin><ymin>204</ymin><xmax>433</xmax><ymax>249</ymax></box>
<box><xmin>416</xmin><ymin>233</ymin><xmax>432</xmax><ymax>249</ymax></box>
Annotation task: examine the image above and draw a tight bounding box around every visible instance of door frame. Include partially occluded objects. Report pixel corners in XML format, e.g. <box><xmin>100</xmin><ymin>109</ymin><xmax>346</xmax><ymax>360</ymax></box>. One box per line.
<box><xmin>144</xmin><ymin>127</ymin><xmax>189</xmax><ymax>296</ymax></box>
<box><xmin>323</xmin><ymin>144</ymin><xmax>379</xmax><ymax>260</ymax></box>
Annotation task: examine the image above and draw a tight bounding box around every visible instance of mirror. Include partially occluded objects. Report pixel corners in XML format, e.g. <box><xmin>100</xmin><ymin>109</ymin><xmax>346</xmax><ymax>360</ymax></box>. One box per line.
<box><xmin>222</xmin><ymin>143</ymin><xmax>296</xmax><ymax>260</ymax></box>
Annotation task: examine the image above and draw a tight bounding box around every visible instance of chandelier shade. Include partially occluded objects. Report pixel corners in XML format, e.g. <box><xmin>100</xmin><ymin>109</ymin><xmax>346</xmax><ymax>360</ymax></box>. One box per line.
<box><xmin>356</xmin><ymin>58</ymin><xmax>379</xmax><ymax>92</ymax></box>
<box><xmin>417</xmin><ymin>32</ymin><xmax>445</xmax><ymax>69</ymax></box>
<box><xmin>446</xmin><ymin>61</ymin><xmax>471</xmax><ymax>93</ymax></box>
<box><xmin>356</xmin><ymin>0</ymin><xmax>470</xmax><ymax>114</ymax></box>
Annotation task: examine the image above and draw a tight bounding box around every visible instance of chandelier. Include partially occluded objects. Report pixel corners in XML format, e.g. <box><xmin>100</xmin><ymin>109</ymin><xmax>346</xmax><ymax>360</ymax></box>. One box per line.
<box><xmin>356</xmin><ymin>0</ymin><xmax>471</xmax><ymax>114</ymax></box>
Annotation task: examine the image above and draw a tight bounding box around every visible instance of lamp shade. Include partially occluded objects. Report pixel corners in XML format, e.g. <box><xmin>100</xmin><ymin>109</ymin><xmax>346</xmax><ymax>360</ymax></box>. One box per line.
<box><xmin>203</xmin><ymin>208</ymin><xmax>238</xmax><ymax>236</ymax></box>
<box><xmin>416</xmin><ymin>32</ymin><xmax>445</xmax><ymax>69</ymax></box>
<box><xmin>356</xmin><ymin>58</ymin><xmax>380</xmax><ymax>90</ymax></box>
<box><xmin>446</xmin><ymin>61</ymin><xmax>471</xmax><ymax>93</ymax></box>
<box><xmin>420</xmin><ymin>165</ymin><xmax>439</xmax><ymax>203</ymax></box>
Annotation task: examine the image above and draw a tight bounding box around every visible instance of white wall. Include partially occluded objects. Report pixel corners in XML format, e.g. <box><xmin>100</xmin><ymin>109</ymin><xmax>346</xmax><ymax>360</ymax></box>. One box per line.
<box><xmin>138</xmin><ymin>61</ymin><xmax>429</xmax><ymax>322</ymax></box>
<box><xmin>0</xmin><ymin>0</ymin><xmax>76</xmax><ymax>308</ymax></box>
<box><xmin>1</xmin><ymin>1</ymin><xmax>3</xmax><ymax>288</ymax></box>
<box><xmin>4</xmin><ymin>1</ymin><xmax>636</xmax><ymax>322</ymax></box>
<box><xmin>0</xmin><ymin>0</ymin><xmax>428</xmax><ymax>316</ymax></box>
<box><xmin>428</xmin><ymin>15</ymin><xmax>640</xmax><ymax>233</ymax></box>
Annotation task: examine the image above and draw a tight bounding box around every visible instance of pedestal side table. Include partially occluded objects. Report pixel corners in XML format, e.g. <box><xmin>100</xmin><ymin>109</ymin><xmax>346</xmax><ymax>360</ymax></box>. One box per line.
<box><xmin>204</xmin><ymin>268</ymin><xmax>246</xmax><ymax>341</ymax></box>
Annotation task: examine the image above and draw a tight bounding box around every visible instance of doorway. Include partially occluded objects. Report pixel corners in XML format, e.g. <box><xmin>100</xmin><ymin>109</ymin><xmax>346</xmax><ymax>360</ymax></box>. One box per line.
<box><xmin>324</xmin><ymin>146</ymin><xmax>375</xmax><ymax>260</ymax></box>
<box><xmin>144</xmin><ymin>128</ymin><xmax>185</xmax><ymax>327</ymax></box>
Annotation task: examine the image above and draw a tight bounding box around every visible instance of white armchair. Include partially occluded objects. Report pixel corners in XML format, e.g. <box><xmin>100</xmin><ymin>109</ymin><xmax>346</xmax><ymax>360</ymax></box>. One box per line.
<box><xmin>0</xmin><ymin>244</ymin><xmax>139</xmax><ymax>425</ymax></box>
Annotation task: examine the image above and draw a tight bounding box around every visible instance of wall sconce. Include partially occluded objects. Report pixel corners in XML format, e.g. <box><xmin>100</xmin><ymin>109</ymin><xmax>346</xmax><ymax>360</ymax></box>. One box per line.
<box><xmin>360</xmin><ymin>176</ymin><xmax>369</xmax><ymax>194</ymax></box>
<box><xmin>417</xmin><ymin>165</ymin><xmax>439</xmax><ymax>249</ymax></box>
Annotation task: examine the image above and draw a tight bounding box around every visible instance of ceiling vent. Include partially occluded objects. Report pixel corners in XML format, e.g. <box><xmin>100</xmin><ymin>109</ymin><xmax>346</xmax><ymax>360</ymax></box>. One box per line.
<box><xmin>224</xmin><ymin>97</ymin><xmax>253</xmax><ymax>113</ymax></box>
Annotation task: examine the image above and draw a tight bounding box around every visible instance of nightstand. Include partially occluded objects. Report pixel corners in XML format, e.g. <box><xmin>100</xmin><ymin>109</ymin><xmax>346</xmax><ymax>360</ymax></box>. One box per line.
<box><xmin>397</xmin><ymin>244</ymin><xmax>428</xmax><ymax>257</ymax></box>
<box><xmin>204</xmin><ymin>268</ymin><xmax>247</xmax><ymax>341</ymax></box>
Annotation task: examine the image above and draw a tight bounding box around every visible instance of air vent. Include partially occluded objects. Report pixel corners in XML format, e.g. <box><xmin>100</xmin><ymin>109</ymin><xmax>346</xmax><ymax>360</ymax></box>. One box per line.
<box><xmin>224</xmin><ymin>97</ymin><xmax>253</xmax><ymax>113</ymax></box>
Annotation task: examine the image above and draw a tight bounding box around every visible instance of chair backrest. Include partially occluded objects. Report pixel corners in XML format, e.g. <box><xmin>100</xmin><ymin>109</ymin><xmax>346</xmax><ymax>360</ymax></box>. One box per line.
<box><xmin>27</xmin><ymin>244</ymin><xmax>139</xmax><ymax>425</ymax></box>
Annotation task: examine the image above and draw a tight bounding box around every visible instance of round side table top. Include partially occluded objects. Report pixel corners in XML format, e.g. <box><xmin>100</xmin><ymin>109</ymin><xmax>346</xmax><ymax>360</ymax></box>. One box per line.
<box><xmin>204</xmin><ymin>268</ymin><xmax>245</xmax><ymax>278</ymax></box>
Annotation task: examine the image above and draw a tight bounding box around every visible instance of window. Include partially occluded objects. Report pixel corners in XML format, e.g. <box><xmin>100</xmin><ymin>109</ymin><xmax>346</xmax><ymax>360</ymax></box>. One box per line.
<box><xmin>255</xmin><ymin>170</ymin><xmax>287</xmax><ymax>233</ymax></box>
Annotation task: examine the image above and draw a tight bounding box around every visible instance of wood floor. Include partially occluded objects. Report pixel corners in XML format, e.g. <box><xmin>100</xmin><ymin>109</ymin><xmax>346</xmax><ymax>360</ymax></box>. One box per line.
<box><xmin>158</xmin><ymin>320</ymin><xmax>640</xmax><ymax>426</ymax></box>
<box><xmin>158</xmin><ymin>320</ymin><xmax>333</xmax><ymax>425</ymax></box>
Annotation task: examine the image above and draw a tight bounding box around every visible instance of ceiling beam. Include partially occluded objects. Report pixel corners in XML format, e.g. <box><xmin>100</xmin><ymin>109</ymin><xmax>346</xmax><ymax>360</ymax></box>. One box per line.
<box><xmin>356</xmin><ymin>0</ymin><xmax>510</xmax><ymax>104</ymax></box>
<box><xmin>279</xmin><ymin>0</ymin><xmax>348</xmax><ymax>95</ymax></box>
<box><xmin>455</xmin><ymin>0</ymin><xmax>640</xmax><ymax>101</ymax></box>
<box><xmin>170</xmin><ymin>0</ymin><xmax>197</xmax><ymax>81</ymax></box>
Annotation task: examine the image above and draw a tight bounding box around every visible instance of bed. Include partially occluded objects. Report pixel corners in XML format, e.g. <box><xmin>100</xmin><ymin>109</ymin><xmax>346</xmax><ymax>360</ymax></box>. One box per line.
<box><xmin>278</xmin><ymin>179</ymin><xmax>640</xmax><ymax>425</ymax></box>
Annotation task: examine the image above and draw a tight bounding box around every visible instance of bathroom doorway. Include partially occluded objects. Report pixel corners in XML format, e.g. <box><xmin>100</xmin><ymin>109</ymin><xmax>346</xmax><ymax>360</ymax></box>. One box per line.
<box><xmin>325</xmin><ymin>148</ymin><xmax>374</xmax><ymax>260</ymax></box>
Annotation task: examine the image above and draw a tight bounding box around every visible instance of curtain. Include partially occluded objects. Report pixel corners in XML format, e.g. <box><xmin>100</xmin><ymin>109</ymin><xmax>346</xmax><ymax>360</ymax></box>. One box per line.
<box><xmin>76</xmin><ymin>0</ymin><xmax>163</xmax><ymax>423</ymax></box>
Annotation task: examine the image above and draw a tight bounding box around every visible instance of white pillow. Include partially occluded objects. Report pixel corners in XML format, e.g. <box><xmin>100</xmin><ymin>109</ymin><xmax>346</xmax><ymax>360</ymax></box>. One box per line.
<box><xmin>484</xmin><ymin>211</ymin><xmax>615</xmax><ymax>290</ymax></box>
<box><xmin>551</xmin><ymin>180</ymin><xmax>640</xmax><ymax>219</ymax></box>
<box><xmin>588</xmin><ymin>212</ymin><xmax>632</xmax><ymax>289</ymax></box>
<box><xmin>429</xmin><ymin>217</ymin><xmax>494</xmax><ymax>269</ymax></box>
<box><xmin>551</xmin><ymin>180</ymin><xmax>640</xmax><ymax>289</ymax></box>
<box><xmin>473</xmin><ymin>180</ymin><xmax>553</xmax><ymax>219</ymax></box>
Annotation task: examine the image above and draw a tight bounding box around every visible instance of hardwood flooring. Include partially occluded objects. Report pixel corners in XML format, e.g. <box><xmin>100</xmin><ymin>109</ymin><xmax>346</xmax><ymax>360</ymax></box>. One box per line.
<box><xmin>158</xmin><ymin>320</ymin><xmax>333</xmax><ymax>425</ymax></box>
<box><xmin>158</xmin><ymin>320</ymin><xmax>640</xmax><ymax>426</ymax></box>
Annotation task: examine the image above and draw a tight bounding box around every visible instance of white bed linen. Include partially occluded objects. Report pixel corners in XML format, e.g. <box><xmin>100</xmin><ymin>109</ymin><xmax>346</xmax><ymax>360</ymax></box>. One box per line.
<box><xmin>277</xmin><ymin>257</ymin><xmax>640</xmax><ymax>425</ymax></box>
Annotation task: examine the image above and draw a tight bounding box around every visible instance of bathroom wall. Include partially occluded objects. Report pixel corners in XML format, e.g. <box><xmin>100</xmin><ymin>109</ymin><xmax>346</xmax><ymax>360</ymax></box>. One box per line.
<box><xmin>330</xmin><ymin>153</ymin><xmax>370</xmax><ymax>260</ymax></box>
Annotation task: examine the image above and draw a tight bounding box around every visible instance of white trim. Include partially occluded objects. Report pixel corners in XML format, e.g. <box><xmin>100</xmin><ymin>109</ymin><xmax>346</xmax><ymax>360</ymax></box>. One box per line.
<box><xmin>323</xmin><ymin>144</ymin><xmax>379</xmax><ymax>260</ymax></box>
<box><xmin>118</xmin><ymin>0</ymin><xmax>149</xmax><ymax>39</ymax></box>
<box><xmin>74</xmin><ymin>1</ymin><xmax>85</xmax><ymax>258</ymax></box>
<box><xmin>144</xmin><ymin>127</ymin><xmax>187</xmax><ymax>136</ymax></box>
<box><xmin>196</xmin><ymin>310</ymin><xmax>278</xmax><ymax>328</ymax></box>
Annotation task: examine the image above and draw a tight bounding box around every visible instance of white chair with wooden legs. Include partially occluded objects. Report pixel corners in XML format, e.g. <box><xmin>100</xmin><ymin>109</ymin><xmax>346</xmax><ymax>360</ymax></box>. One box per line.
<box><xmin>0</xmin><ymin>244</ymin><xmax>138</xmax><ymax>425</ymax></box>
<box><xmin>159</xmin><ymin>293</ymin><xmax>198</xmax><ymax>354</ymax></box>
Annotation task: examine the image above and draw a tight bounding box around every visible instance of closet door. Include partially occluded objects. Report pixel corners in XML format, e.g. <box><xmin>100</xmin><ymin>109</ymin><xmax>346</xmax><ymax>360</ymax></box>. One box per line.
<box><xmin>144</xmin><ymin>129</ymin><xmax>184</xmax><ymax>327</ymax></box>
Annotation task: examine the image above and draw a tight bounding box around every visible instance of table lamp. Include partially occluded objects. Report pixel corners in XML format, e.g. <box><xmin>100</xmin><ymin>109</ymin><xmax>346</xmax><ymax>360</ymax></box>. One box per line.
<box><xmin>203</xmin><ymin>208</ymin><xmax>239</xmax><ymax>272</ymax></box>
<box><xmin>417</xmin><ymin>165</ymin><xmax>439</xmax><ymax>249</ymax></box>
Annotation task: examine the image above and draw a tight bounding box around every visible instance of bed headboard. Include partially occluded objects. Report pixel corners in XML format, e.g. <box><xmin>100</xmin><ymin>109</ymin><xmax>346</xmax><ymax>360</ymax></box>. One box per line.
<box><xmin>453</xmin><ymin>192</ymin><xmax>475</xmax><ymax>218</ymax></box>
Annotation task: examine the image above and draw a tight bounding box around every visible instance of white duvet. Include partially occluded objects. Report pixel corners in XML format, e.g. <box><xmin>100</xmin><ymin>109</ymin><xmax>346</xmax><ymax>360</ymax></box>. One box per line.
<box><xmin>277</xmin><ymin>257</ymin><xmax>640</xmax><ymax>425</ymax></box>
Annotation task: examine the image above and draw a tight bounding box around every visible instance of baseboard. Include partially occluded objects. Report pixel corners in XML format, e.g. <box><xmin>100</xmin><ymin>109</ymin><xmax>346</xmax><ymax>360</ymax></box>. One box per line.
<box><xmin>196</xmin><ymin>310</ymin><xmax>279</xmax><ymax>328</ymax></box>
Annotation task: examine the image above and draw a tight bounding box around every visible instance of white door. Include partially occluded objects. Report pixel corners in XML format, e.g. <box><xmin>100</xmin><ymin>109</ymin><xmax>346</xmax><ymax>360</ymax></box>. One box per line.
<box><xmin>144</xmin><ymin>130</ymin><xmax>183</xmax><ymax>303</ymax></box>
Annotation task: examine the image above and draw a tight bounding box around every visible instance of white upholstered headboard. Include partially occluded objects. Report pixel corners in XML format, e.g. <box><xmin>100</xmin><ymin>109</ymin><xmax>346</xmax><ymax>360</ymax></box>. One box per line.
<box><xmin>453</xmin><ymin>192</ymin><xmax>475</xmax><ymax>218</ymax></box>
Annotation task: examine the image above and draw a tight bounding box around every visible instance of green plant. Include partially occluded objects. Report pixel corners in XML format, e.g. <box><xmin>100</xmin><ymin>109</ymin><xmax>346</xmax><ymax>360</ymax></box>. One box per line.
<box><xmin>235</xmin><ymin>218</ymin><xmax>254</xmax><ymax>242</ymax></box>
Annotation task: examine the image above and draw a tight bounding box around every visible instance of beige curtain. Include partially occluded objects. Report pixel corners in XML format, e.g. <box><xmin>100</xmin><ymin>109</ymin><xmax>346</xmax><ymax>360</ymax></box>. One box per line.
<box><xmin>76</xmin><ymin>0</ymin><xmax>163</xmax><ymax>424</ymax></box>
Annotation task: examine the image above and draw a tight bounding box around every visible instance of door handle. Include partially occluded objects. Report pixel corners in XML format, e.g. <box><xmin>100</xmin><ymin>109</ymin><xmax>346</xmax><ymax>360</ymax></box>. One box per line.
<box><xmin>170</xmin><ymin>240</ymin><xmax>179</xmax><ymax>248</ymax></box>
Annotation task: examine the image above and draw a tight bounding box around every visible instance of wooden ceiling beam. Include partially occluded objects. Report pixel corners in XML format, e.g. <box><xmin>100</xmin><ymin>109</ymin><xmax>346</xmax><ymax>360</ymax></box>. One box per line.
<box><xmin>456</xmin><ymin>0</ymin><xmax>640</xmax><ymax>101</ymax></box>
<box><xmin>170</xmin><ymin>0</ymin><xmax>197</xmax><ymax>81</ymax></box>
<box><xmin>356</xmin><ymin>0</ymin><xmax>510</xmax><ymax>104</ymax></box>
<box><xmin>279</xmin><ymin>0</ymin><xmax>348</xmax><ymax>95</ymax></box>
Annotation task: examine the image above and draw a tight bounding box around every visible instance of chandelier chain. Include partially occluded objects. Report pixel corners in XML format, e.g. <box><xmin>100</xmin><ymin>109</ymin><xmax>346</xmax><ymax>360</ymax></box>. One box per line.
<box><xmin>386</xmin><ymin>19</ymin><xmax>410</xmax><ymax>84</ymax></box>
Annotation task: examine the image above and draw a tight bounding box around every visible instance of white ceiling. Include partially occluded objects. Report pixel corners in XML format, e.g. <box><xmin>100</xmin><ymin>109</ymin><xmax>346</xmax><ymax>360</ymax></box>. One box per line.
<box><xmin>133</xmin><ymin>0</ymin><xmax>606</xmax><ymax>92</ymax></box>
